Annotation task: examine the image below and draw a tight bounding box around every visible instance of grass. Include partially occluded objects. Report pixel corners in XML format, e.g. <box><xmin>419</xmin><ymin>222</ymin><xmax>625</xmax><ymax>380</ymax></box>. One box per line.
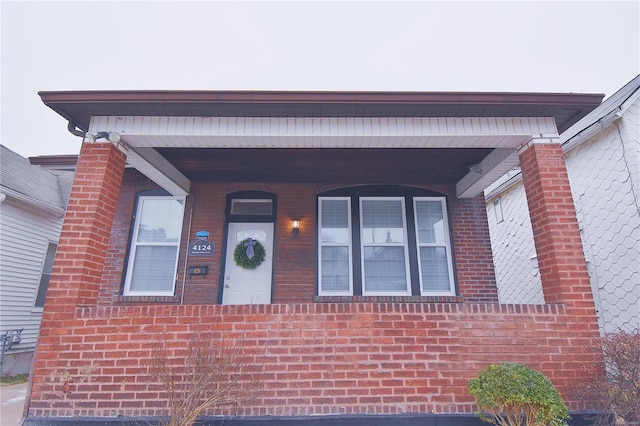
<box><xmin>0</xmin><ymin>373</ymin><xmax>28</xmax><ymax>386</ymax></box>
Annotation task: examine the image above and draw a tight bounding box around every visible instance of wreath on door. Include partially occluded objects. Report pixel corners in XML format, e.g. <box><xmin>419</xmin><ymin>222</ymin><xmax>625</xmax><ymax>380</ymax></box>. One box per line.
<box><xmin>233</xmin><ymin>238</ymin><xmax>266</xmax><ymax>270</ymax></box>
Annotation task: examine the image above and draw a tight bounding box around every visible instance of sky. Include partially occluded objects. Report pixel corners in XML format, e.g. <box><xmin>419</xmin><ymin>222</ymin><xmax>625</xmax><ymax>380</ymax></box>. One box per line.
<box><xmin>1</xmin><ymin>1</ymin><xmax>639</xmax><ymax>159</ymax></box>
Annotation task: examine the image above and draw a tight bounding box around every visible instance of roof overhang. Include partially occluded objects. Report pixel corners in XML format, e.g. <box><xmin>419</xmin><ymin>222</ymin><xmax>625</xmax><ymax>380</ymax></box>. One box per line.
<box><xmin>39</xmin><ymin>90</ymin><xmax>604</xmax><ymax>198</ymax></box>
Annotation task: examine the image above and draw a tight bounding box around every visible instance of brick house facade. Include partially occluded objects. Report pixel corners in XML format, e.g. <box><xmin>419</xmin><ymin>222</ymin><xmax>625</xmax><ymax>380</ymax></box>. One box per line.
<box><xmin>24</xmin><ymin>90</ymin><xmax>605</xmax><ymax>425</ymax></box>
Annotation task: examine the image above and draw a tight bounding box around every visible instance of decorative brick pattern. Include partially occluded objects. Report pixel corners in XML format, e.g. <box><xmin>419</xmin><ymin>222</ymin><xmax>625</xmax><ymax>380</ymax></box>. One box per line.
<box><xmin>28</xmin><ymin>302</ymin><xmax>602</xmax><ymax>419</ymax></box>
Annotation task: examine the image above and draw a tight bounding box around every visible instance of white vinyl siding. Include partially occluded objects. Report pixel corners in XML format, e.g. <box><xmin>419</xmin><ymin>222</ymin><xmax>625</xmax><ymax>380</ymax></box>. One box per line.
<box><xmin>124</xmin><ymin>196</ymin><xmax>185</xmax><ymax>296</ymax></box>
<box><xmin>318</xmin><ymin>198</ymin><xmax>353</xmax><ymax>295</ymax></box>
<box><xmin>0</xmin><ymin>200</ymin><xmax>63</xmax><ymax>355</ymax></box>
<box><xmin>360</xmin><ymin>198</ymin><xmax>410</xmax><ymax>295</ymax></box>
<box><xmin>414</xmin><ymin>198</ymin><xmax>455</xmax><ymax>295</ymax></box>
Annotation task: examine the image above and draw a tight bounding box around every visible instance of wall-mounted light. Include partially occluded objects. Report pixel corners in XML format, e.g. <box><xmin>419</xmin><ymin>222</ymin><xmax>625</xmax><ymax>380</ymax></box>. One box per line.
<box><xmin>84</xmin><ymin>131</ymin><xmax>121</xmax><ymax>143</ymax></box>
<box><xmin>292</xmin><ymin>219</ymin><xmax>300</xmax><ymax>235</ymax></box>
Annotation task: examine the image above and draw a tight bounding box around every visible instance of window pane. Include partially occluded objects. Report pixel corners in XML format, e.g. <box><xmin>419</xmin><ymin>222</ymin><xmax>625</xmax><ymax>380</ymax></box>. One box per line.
<box><xmin>35</xmin><ymin>243</ymin><xmax>57</xmax><ymax>308</ymax></box>
<box><xmin>129</xmin><ymin>246</ymin><xmax>178</xmax><ymax>292</ymax></box>
<box><xmin>361</xmin><ymin>200</ymin><xmax>404</xmax><ymax>244</ymax></box>
<box><xmin>420</xmin><ymin>247</ymin><xmax>451</xmax><ymax>292</ymax></box>
<box><xmin>363</xmin><ymin>247</ymin><xmax>407</xmax><ymax>292</ymax></box>
<box><xmin>415</xmin><ymin>200</ymin><xmax>445</xmax><ymax>244</ymax></box>
<box><xmin>320</xmin><ymin>246</ymin><xmax>350</xmax><ymax>292</ymax></box>
<box><xmin>34</xmin><ymin>274</ymin><xmax>50</xmax><ymax>308</ymax></box>
<box><xmin>321</xmin><ymin>200</ymin><xmax>349</xmax><ymax>243</ymax></box>
<box><xmin>137</xmin><ymin>199</ymin><xmax>184</xmax><ymax>243</ymax></box>
<box><xmin>231</xmin><ymin>199</ymin><xmax>272</xmax><ymax>216</ymax></box>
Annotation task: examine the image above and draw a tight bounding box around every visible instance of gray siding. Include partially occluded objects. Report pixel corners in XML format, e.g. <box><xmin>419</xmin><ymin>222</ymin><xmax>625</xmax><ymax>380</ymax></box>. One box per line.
<box><xmin>0</xmin><ymin>198</ymin><xmax>63</xmax><ymax>372</ymax></box>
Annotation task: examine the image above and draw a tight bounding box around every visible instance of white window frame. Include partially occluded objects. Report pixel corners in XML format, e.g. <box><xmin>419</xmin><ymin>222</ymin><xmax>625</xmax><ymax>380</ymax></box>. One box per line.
<box><xmin>413</xmin><ymin>197</ymin><xmax>456</xmax><ymax>296</ymax></box>
<box><xmin>318</xmin><ymin>197</ymin><xmax>353</xmax><ymax>296</ymax></box>
<box><xmin>359</xmin><ymin>197</ymin><xmax>411</xmax><ymax>296</ymax></box>
<box><xmin>123</xmin><ymin>195</ymin><xmax>185</xmax><ymax>296</ymax></box>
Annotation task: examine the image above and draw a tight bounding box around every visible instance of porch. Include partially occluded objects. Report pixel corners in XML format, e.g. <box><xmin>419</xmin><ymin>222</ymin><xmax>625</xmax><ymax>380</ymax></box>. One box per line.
<box><xmin>25</xmin><ymin>90</ymin><xmax>605</xmax><ymax>423</ymax></box>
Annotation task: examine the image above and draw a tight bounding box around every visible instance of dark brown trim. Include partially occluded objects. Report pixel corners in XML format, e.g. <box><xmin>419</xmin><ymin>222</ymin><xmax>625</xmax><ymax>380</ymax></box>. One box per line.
<box><xmin>38</xmin><ymin>89</ymin><xmax>604</xmax><ymax>134</ymax></box>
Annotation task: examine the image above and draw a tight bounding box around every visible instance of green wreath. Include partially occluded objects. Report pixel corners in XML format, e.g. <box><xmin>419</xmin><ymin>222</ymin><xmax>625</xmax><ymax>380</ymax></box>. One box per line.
<box><xmin>233</xmin><ymin>238</ymin><xmax>266</xmax><ymax>270</ymax></box>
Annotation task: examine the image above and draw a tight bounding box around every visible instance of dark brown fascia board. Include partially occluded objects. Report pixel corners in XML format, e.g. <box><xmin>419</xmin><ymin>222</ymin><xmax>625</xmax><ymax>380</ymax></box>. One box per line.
<box><xmin>38</xmin><ymin>90</ymin><xmax>604</xmax><ymax>134</ymax></box>
<box><xmin>38</xmin><ymin>89</ymin><xmax>605</xmax><ymax>106</ymax></box>
<box><xmin>29</xmin><ymin>155</ymin><xmax>78</xmax><ymax>167</ymax></box>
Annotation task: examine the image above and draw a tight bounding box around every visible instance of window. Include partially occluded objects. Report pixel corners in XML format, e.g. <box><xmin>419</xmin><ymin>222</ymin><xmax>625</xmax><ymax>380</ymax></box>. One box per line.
<box><xmin>318</xmin><ymin>191</ymin><xmax>455</xmax><ymax>296</ymax></box>
<box><xmin>414</xmin><ymin>198</ymin><xmax>455</xmax><ymax>293</ymax></box>
<box><xmin>124</xmin><ymin>195</ymin><xmax>185</xmax><ymax>295</ymax></box>
<box><xmin>318</xmin><ymin>197</ymin><xmax>353</xmax><ymax>294</ymax></box>
<box><xmin>34</xmin><ymin>242</ymin><xmax>57</xmax><ymax>308</ymax></box>
<box><xmin>493</xmin><ymin>198</ymin><xmax>504</xmax><ymax>223</ymax></box>
<box><xmin>360</xmin><ymin>198</ymin><xmax>410</xmax><ymax>295</ymax></box>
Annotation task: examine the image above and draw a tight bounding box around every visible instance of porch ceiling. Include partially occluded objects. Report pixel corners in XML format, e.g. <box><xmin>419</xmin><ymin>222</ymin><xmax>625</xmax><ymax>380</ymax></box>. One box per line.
<box><xmin>154</xmin><ymin>147</ymin><xmax>494</xmax><ymax>184</ymax></box>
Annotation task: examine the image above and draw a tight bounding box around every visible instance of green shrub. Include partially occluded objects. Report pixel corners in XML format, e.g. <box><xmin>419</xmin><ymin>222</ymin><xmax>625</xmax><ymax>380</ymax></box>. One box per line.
<box><xmin>468</xmin><ymin>362</ymin><xmax>570</xmax><ymax>426</ymax></box>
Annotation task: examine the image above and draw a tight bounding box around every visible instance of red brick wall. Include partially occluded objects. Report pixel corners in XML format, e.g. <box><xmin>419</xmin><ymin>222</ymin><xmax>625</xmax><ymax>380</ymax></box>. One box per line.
<box><xmin>42</xmin><ymin>142</ymin><xmax>126</xmax><ymax>316</ymax></box>
<box><xmin>100</xmin><ymin>177</ymin><xmax>497</xmax><ymax>306</ymax></box>
<box><xmin>520</xmin><ymin>143</ymin><xmax>598</xmax><ymax>321</ymax></box>
<box><xmin>28</xmin><ymin>142</ymin><xmax>604</xmax><ymax>421</ymax></box>
<box><xmin>28</xmin><ymin>302</ymin><xmax>601</xmax><ymax>418</ymax></box>
<box><xmin>449</xmin><ymin>196</ymin><xmax>498</xmax><ymax>302</ymax></box>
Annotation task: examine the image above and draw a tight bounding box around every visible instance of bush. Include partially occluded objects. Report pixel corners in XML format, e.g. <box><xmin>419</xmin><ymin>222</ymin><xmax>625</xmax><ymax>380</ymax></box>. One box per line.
<box><xmin>147</xmin><ymin>331</ymin><xmax>262</xmax><ymax>426</ymax></box>
<box><xmin>468</xmin><ymin>362</ymin><xmax>569</xmax><ymax>426</ymax></box>
<box><xmin>583</xmin><ymin>328</ymin><xmax>640</xmax><ymax>426</ymax></box>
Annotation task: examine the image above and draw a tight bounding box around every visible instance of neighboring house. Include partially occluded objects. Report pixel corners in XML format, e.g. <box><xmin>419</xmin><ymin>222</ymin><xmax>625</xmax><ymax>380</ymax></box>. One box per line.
<box><xmin>485</xmin><ymin>75</ymin><xmax>640</xmax><ymax>334</ymax></box>
<box><xmin>0</xmin><ymin>146</ymin><xmax>75</xmax><ymax>376</ymax></box>
<box><xmin>24</xmin><ymin>90</ymin><xmax>606</xmax><ymax>425</ymax></box>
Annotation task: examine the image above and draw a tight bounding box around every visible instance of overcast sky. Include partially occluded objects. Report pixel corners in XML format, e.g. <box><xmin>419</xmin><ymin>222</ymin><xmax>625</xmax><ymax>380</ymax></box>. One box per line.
<box><xmin>1</xmin><ymin>1</ymin><xmax>638</xmax><ymax>158</ymax></box>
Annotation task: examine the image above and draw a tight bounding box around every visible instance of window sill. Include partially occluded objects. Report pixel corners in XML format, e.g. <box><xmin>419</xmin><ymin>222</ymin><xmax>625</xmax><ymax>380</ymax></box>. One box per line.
<box><xmin>314</xmin><ymin>295</ymin><xmax>463</xmax><ymax>303</ymax></box>
<box><xmin>114</xmin><ymin>295</ymin><xmax>180</xmax><ymax>304</ymax></box>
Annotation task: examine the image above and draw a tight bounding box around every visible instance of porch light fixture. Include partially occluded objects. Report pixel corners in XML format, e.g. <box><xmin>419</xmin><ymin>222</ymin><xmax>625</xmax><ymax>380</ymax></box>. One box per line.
<box><xmin>84</xmin><ymin>131</ymin><xmax>121</xmax><ymax>143</ymax></box>
<box><xmin>468</xmin><ymin>163</ymin><xmax>482</xmax><ymax>174</ymax></box>
<box><xmin>292</xmin><ymin>219</ymin><xmax>300</xmax><ymax>235</ymax></box>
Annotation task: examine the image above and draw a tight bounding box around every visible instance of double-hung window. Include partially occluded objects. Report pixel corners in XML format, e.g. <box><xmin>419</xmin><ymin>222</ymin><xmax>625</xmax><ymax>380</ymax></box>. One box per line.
<box><xmin>360</xmin><ymin>198</ymin><xmax>411</xmax><ymax>295</ymax></box>
<box><xmin>318</xmin><ymin>197</ymin><xmax>353</xmax><ymax>295</ymax></box>
<box><xmin>124</xmin><ymin>195</ymin><xmax>185</xmax><ymax>296</ymax></box>
<box><xmin>318</xmin><ymin>190</ymin><xmax>455</xmax><ymax>296</ymax></box>
<box><xmin>414</xmin><ymin>198</ymin><xmax>455</xmax><ymax>294</ymax></box>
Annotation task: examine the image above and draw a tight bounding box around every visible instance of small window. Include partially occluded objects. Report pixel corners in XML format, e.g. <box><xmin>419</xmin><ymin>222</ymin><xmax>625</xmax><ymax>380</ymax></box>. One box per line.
<box><xmin>493</xmin><ymin>198</ymin><xmax>504</xmax><ymax>223</ymax></box>
<box><xmin>123</xmin><ymin>195</ymin><xmax>185</xmax><ymax>295</ymax></box>
<box><xmin>34</xmin><ymin>242</ymin><xmax>57</xmax><ymax>308</ymax></box>
<box><xmin>231</xmin><ymin>199</ymin><xmax>273</xmax><ymax>216</ymax></box>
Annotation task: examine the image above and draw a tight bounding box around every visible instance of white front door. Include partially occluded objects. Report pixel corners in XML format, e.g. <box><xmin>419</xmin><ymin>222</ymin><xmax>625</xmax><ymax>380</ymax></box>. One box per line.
<box><xmin>222</xmin><ymin>222</ymin><xmax>274</xmax><ymax>305</ymax></box>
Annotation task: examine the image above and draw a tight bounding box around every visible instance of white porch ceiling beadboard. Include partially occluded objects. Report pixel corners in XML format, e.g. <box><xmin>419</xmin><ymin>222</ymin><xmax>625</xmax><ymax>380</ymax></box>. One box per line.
<box><xmin>88</xmin><ymin>116</ymin><xmax>558</xmax><ymax>149</ymax></box>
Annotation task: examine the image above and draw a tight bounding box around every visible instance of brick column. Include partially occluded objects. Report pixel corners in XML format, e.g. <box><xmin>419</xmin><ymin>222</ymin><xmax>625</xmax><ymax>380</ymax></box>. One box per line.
<box><xmin>519</xmin><ymin>142</ymin><xmax>597</xmax><ymax>317</ymax></box>
<box><xmin>41</xmin><ymin>141</ymin><xmax>126</xmax><ymax>318</ymax></box>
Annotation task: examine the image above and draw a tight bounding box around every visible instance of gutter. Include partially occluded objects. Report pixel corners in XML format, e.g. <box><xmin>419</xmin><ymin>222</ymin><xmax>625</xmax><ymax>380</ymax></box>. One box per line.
<box><xmin>0</xmin><ymin>187</ymin><xmax>65</xmax><ymax>217</ymax></box>
<box><xmin>485</xmin><ymin>77</ymin><xmax>640</xmax><ymax>201</ymax></box>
